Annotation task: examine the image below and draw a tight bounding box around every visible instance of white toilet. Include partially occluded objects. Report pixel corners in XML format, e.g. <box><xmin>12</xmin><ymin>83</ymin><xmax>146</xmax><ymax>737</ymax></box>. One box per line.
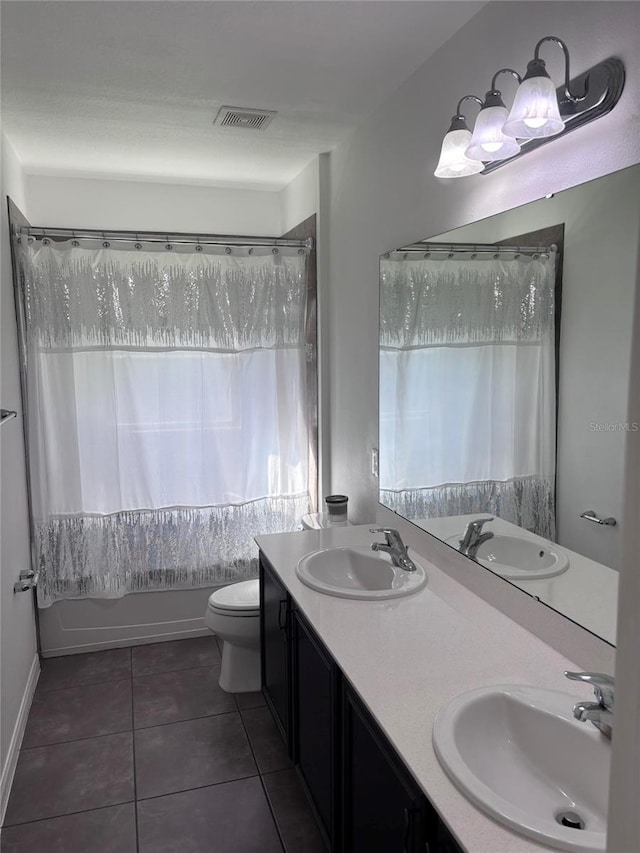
<box><xmin>205</xmin><ymin>579</ymin><xmax>261</xmax><ymax>693</ymax></box>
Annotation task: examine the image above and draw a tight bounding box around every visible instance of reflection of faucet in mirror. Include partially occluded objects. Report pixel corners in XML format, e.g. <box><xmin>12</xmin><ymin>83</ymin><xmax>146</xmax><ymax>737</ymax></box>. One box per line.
<box><xmin>565</xmin><ymin>671</ymin><xmax>614</xmax><ymax>740</ymax></box>
<box><xmin>459</xmin><ymin>517</ymin><xmax>494</xmax><ymax>558</ymax></box>
<box><xmin>370</xmin><ymin>528</ymin><xmax>418</xmax><ymax>572</ymax></box>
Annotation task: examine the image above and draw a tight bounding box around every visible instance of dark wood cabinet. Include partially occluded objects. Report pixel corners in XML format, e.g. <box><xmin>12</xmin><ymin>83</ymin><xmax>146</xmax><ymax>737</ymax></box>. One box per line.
<box><xmin>293</xmin><ymin>611</ymin><xmax>338</xmax><ymax>847</ymax></box>
<box><xmin>260</xmin><ymin>555</ymin><xmax>292</xmax><ymax>752</ymax></box>
<box><xmin>259</xmin><ymin>550</ymin><xmax>464</xmax><ymax>853</ymax></box>
<box><xmin>342</xmin><ymin>685</ymin><xmax>430</xmax><ymax>853</ymax></box>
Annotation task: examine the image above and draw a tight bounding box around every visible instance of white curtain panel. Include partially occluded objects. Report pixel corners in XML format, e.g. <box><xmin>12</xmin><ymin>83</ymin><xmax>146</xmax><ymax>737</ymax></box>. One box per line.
<box><xmin>16</xmin><ymin>239</ymin><xmax>313</xmax><ymax>605</ymax></box>
<box><xmin>379</xmin><ymin>252</ymin><xmax>557</xmax><ymax>538</ymax></box>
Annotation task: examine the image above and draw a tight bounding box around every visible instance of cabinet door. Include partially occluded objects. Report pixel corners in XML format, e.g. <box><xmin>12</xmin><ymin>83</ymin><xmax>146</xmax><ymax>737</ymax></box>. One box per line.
<box><xmin>343</xmin><ymin>686</ymin><xmax>428</xmax><ymax>853</ymax></box>
<box><xmin>260</xmin><ymin>555</ymin><xmax>291</xmax><ymax>751</ymax></box>
<box><xmin>293</xmin><ymin>611</ymin><xmax>336</xmax><ymax>847</ymax></box>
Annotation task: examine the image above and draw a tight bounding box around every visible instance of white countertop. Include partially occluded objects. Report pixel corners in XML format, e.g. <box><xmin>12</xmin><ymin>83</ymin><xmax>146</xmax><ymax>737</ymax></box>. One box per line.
<box><xmin>256</xmin><ymin>524</ymin><xmax>597</xmax><ymax>853</ymax></box>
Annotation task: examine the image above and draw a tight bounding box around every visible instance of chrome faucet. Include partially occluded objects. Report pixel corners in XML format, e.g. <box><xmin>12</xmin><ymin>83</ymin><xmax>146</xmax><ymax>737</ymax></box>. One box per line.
<box><xmin>459</xmin><ymin>517</ymin><xmax>494</xmax><ymax>558</ymax></box>
<box><xmin>370</xmin><ymin>528</ymin><xmax>418</xmax><ymax>572</ymax></box>
<box><xmin>565</xmin><ymin>671</ymin><xmax>614</xmax><ymax>739</ymax></box>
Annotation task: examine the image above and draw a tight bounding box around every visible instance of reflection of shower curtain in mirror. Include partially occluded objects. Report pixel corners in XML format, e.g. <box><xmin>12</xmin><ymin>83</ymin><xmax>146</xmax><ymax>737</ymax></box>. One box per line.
<box><xmin>379</xmin><ymin>252</ymin><xmax>556</xmax><ymax>539</ymax></box>
<box><xmin>15</xmin><ymin>237</ymin><xmax>314</xmax><ymax>606</ymax></box>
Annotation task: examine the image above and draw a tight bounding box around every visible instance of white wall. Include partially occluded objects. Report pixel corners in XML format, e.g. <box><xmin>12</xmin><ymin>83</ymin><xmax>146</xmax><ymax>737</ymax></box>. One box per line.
<box><xmin>25</xmin><ymin>173</ymin><xmax>282</xmax><ymax>235</ymax></box>
<box><xmin>279</xmin><ymin>158</ymin><xmax>319</xmax><ymax>236</ymax></box>
<box><xmin>0</xmin><ymin>133</ymin><xmax>38</xmax><ymax>810</ymax></box>
<box><xmin>325</xmin><ymin>4</ymin><xmax>640</xmax><ymax>851</ymax></box>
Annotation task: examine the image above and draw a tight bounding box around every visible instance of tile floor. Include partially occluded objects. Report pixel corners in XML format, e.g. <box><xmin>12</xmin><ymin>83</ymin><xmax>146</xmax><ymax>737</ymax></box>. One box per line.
<box><xmin>2</xmin><ymin>636</ymin><xmax>326</xmax><ymax>853</ymax></box>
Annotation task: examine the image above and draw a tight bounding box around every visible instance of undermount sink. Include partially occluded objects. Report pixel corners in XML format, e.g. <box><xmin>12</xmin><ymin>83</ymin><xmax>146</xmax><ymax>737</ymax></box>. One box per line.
<box><xmin>446</xmin><ymin>532</ymin><xmax>569</xmax><ymax>579</ymax></box>
<box><xmin>296</xmin><ymin>546</ymin><xmax>427</xmax><ymax>600</ymax></box>
<box><xmin>433</xmin><ymin>685</ymin><xmax>610</xmax><ymax>852</ymax></box>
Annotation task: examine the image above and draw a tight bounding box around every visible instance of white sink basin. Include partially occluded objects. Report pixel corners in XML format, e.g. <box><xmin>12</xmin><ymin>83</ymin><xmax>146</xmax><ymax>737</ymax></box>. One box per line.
<box><xmin>433</xmin><ymin>685</ymin><xmax>610</xmax><ymax>852</ymax></box>
<box><xmin>296</xmin><ymin>546</ymin><xmax>427</xmax><ymax>600</ymax></box>
<box><xmin>446</xmin><ymin>533</ymin><xmax>569</xmax><ymax>579</ymax></box>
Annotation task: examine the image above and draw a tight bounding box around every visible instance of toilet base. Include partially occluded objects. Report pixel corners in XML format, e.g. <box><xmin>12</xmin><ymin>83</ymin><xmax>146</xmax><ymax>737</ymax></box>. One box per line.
<box><xmin>218</xmin><ymin>641</ymin><xmax>261</xmax><ymax>693</ymax></box>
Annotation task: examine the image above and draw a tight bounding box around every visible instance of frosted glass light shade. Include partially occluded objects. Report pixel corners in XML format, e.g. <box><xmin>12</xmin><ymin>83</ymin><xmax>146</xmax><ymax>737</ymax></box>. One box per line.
<box><xmin>503</xmin><ymin>75</ymin><xmax>565</xmax><ymax>139</ymax></box>
<box><xmin>434</xmin><ymin>129</ymin><xmax>484</xmax><ymax>178</ymax></box>
<box><xmin>466</xmin><ymin>105</ymin><xmax>521</xmax><ymax>162</ymax></box>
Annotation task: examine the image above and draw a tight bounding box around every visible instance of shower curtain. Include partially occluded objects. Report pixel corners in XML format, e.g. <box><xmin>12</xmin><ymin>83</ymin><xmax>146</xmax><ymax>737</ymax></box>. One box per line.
<box><xmin>14</xmin><ymin>236</ymin><xmax>314</xmax><ymax>606</ymax></box>
<box><xmin>379</xmin><ymin>250</ymin><xmax>557</xmax><ymax>539</ymax></box>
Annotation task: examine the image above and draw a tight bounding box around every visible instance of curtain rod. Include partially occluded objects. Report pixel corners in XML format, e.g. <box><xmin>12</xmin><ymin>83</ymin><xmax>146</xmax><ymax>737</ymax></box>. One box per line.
<box><xmin>387</xmin><ymin>242</ymin><xmax>557</xmax><ymax>256</ymax></box>
<box><xmin>16</xmin><ymin>226</ymin><xmax>313</xmax><ymax>250</ymax></box>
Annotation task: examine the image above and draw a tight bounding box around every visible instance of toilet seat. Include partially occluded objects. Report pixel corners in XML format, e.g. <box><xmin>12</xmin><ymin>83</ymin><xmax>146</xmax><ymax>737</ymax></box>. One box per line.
<box><xmin>208</xmin><ymin>579</ymin><xmax>259</xmax><ymax>616</ymax></box>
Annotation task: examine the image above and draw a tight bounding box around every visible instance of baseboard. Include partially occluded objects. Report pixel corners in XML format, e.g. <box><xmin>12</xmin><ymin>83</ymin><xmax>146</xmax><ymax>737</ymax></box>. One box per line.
<box><xmin>0</xmin><ymin>653</ymin><xmax>40</xmax><ymax>825</ymax></box>
<box><xmin>41</xmin><ymin>623</ymin><xmax>211</xmax><ymax>658</ymax></box>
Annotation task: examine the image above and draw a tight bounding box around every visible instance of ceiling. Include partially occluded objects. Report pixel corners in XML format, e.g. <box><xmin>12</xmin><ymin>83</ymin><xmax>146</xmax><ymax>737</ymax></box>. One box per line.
<box><xmin>1</xmin><ymin>1</ymin><xmax>484</xmax><ymax>190</ymax></box>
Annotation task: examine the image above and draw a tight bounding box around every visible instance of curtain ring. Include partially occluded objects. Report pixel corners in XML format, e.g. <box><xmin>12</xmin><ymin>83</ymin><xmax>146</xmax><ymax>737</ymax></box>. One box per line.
<box><xmin>298</xmin><ymin>248</ymin><xmax>305</xmax><ymax>256</ymax></box>
<box><xmin>103</xmin><ymin>241</ymin><xmax>111</xmax><ymax>248</ymax></box>
<box><xmin>42</xmin><ymin>237</ymin><xmax>51</xmax><ymax>246</ymax></box>
<box><xmin>225</xmin><ymin>246</ymin><xmax>232</xmax><ymax>254</ymax></box>
<box><xmin>135</xmin><ymin>243</ymin><xmax>142</xmax><ymax>250</ymax></box>
<box><xmin>195</xmin><ymin>244</ymin><xmax>203</xmax><ymax>252</ymax></box>
<box><xmin>72</xmin><ymin>240</ymin><xmax>80</xmax><ymax>247</ymax></box>
<box><xmin>165</xmin><ymin>243</ymin><xmax>173</xmax><ymax>251</ymax></box>
<box><xmin>447</xmin><ymin>252</ymin><xmax>454</xmax><ymax>259</ymax></box>
<box><xmin>248</xmin><ymin>247</ymin><xmax>254</xmax><ymax>255</ymax></box>
<box><xmin>272</xmin><ymin>247</ymin><xmax>279</xmax><ymax>255</ymax></box>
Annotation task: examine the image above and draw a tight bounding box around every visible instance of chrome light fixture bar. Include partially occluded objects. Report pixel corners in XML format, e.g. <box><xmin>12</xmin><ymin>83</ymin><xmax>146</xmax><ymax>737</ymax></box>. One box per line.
<box><xmin>434</xmin><ymin>36</ymin><xmax>625</xmax><ymax>178</ymax></box>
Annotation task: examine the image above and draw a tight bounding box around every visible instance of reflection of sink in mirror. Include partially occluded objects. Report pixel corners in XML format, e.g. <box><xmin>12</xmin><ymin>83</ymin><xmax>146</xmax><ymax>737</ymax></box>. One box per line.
<box><xmin>433</xmin><ymin>684</ymin><xmax>610</xmax><ymax>852</ymax></box>
<box><xmin>445</xmin><ymin>531</ymin><xmax>569</xmax><ymax>579</ymax></box>
<box><xmin>296</xmin><ymin>546</ymin><xmax>427</xmax><ymax>600</ymax></box>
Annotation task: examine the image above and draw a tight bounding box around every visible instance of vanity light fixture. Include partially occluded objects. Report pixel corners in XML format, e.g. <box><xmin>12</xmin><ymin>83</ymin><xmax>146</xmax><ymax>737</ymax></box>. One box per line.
<box><xmin>434</xmin><ymin>96</ymin><xmax>484</xmax><ymax>178</ymax></box>
<box><xmin>466</xmin><ymin>70</ymin><xmax>522</xmax><ymax>162</ymax></box>
<box><xmin>434</xmin><ymin>36</ymin><xmax>625</xmax><ymax>178</ymax></box>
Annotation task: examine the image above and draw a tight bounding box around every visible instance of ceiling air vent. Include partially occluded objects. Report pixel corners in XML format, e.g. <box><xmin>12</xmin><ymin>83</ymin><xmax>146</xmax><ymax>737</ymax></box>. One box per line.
<box><xmin>214</xmin><ymin>106</ymin><xmax>276</xmax><ymax>131</ymax></box>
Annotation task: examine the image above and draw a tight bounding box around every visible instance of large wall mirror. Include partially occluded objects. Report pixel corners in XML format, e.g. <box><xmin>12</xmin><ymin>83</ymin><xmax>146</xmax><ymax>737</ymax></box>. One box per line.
<box><xmin>379</xmin><ymin>164</ymin><xmax>640</xmax><ymax>646</ymax></box>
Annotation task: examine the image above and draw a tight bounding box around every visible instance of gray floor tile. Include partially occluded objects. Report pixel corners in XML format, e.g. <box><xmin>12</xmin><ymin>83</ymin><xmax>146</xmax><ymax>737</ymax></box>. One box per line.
<box><xmin>137</xmin><ymin>777</ymin><xmax>283</xmax><ymax>853</ymax></box>
<box><xmin>0</xmin><ymin>803</ymin><xmax>137</xmax><ymax>853</ymax></box>
<box><xmin>263</xmin><ymin>769</ymin><xmax>327</xmax><ymax>853</ymax></box>
<box><xmin>133</xmin><ymin>665</ymin><xmax>235</xmax><ymax>728</ymax></box>
<box><xmin>4</xmin><ymin>733</ymin><xmax>134</xmax><ymax>826</ymax></box>
<box><xmin>37</xmin><ymin>648</ymin><xmax>131</xmax><ymax>692</ymax></box>
<box><xmin>23</xmin><ymin>679</ymin><xmax>132</xmax><ymax>748</ymax></box>
<box><xmin>135</xmin><ymin>712</ymin><xmax>257</xmax><ymax>800</ymax></box>
<box><xmin>235</xmin><ymin>690</ymin><xmax>266</xmax><ymax>710</ymax></box>
<box><xmin>132</xmin><ymin>636</ymin><xmax>220</xmax><ymax>677</ymax></box>
<box><xmin>241</xmin><ymin>706</ymin><xmax>292</xmax><ymax>774</ymax></box>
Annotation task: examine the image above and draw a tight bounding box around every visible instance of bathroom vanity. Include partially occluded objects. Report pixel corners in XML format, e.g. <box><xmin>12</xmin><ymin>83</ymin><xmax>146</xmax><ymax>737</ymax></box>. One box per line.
<box><xmin>257</xmin><ymin>524</ymin><xmax>597</xmax><ymax>853</ymax></box>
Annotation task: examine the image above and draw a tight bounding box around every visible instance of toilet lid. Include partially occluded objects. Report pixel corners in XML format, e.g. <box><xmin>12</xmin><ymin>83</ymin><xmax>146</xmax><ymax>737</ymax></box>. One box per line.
<box><xmin>208</xmin><ymin>579</ymin><xmax>260</xmax><ymax>612</ymax></box>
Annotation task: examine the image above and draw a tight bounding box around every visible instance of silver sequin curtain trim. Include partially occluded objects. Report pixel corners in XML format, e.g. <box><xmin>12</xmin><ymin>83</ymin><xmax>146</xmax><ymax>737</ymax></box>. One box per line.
<box><xmin>380</xmin><ymin>476</ymin><xmax>556</xmax><ymax>541</ymax></box>
<box><xmin>379</xmin><ymin>256</ymin><xmax>555</xmax><ymax>348</ymax></box>
<box><xmin>18</xmin><ymin>243</ymin><xmax>307</xmax><ymax>350</ymax></box>
<box><xmin>35</xmin><ymin>496</ymin><xmax>311</xmax><ymax>607</ymax></box>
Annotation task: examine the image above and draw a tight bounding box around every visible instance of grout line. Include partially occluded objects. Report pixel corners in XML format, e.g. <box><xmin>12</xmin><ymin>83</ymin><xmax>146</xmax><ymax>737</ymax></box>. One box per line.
<box><xmin>36</xmin><ymin>673</ymin><xmax>133</xmax><ymax>694</ymax></box>
<box><xmin>135</xmin><ymin>772</ymin><xmax>261</xmax><ymax>804</ymax></box>
<box><xmin>237</xmin><ymin>706</ymin><xmax>286</xmax><ymax>853</ymax></box>
<box><xmin>133</xmin><ymin>709</ymin><xmax>240</xmax><ymax>734</ymax></box>
<box><xmin>130</xmin><ymin>648</ymin><xmax>140</xmax><ymax>853</ymax></box>
<box><xmin>3</xmin><ymin>798</ymin><xmax>135</xmax><ymax>829</ymax></box>
<box><xmin>20</xmin><ymin>727</ymin><xmax>134</xmax><ymax>752</ymax></box>
<box><xmin>131</xmin><ymin>661</ymin><xmax>222</xmax><ymax>682</ymax></box>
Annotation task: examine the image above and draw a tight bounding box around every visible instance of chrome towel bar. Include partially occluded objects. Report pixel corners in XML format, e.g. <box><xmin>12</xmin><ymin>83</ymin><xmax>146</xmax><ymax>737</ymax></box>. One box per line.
<box><xmin>580</xmin><ymin>510</ymin><xmax>617</xmax><ymax>526</ymax></box>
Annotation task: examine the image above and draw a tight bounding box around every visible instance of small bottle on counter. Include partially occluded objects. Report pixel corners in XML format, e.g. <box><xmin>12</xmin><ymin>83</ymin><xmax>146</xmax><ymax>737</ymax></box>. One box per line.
<box><xmin>325</xmin><ymin>494</ymin><xmax>349</xmax><ymax>526</ymax></box>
